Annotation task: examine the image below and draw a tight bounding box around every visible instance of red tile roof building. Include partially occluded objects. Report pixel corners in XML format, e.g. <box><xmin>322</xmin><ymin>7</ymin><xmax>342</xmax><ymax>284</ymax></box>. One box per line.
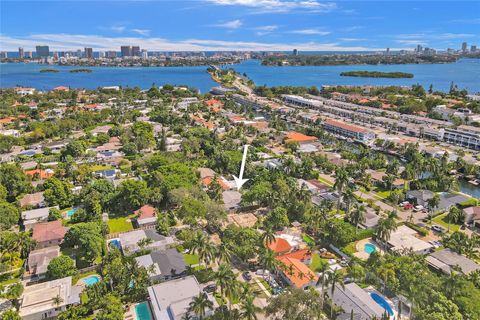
<box><xmin>285</xmin><ymin>132</ymin><xmax>318</xmax><ymax>144</ymax></box>
<box><xmin>32</xmin><ymin>221</ymin><xmax>66</xmax><ymax>249</ymax></box>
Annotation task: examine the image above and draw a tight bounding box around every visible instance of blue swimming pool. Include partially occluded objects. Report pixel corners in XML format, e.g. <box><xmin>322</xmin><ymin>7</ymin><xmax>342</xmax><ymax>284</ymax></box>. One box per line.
<box><xmin>82</xmin><ymin>275</ymin><xmax>100</xmax><ymax>286</ymax></box>
<box><xmin>370</xmin><ymin>292</ymin><xmax>394</xmax><ymax>316</ymax></box>
<box><xmin>109</xmin><ymin>239</ymin><xmax>121</xmax><ymax>250</ymax></box>
<box><xmin>66</xmin><ymin>208</ymin><xmax>77</xmax><ymax>218</ymax></box>
<box><xmin>364</xmin><ymin>243</ymin><xmax>377</xmax><ymax>254</ymax></box>
<box><xmin>135</xmin><ymin>302</ymin><xmax>153</xmax><ymax>320</ymax></box>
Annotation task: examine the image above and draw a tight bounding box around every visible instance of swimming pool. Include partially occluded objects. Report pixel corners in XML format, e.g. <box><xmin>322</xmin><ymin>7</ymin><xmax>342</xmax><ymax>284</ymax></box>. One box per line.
<box><xmin>66</xmin><ymin>208</ymin><xmax>77</xmax><ymax>218</ymax></box>
<box><xmin>82</xmin><ymin>275</ymin><xmax>100</xmax><ymax>286</ymax></box>
<box><xmin>364</xmin><ymin>243</ymin><xmax>377</xmax><ymax>254</ymax></box>
<box><xmin>135</xmin><ymin>302</ymin><xmax>153</xmax><ymax>320</ymax></box>
<box><xmin>370</xmin><ymin>292</ymin><xmax>394</xmax><ymax>316</ymax></box>
<box><xmin>109</xmin><ymin>239</ymin><xmax>121</xmax><ymax>250</ymax></box>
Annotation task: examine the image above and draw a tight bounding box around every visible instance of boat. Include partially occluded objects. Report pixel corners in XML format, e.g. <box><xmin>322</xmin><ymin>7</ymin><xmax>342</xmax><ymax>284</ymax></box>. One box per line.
<box><xmin>468</xmin><ymin>179</ymin><xmax>479</xmax><ymax>186</ymax></box>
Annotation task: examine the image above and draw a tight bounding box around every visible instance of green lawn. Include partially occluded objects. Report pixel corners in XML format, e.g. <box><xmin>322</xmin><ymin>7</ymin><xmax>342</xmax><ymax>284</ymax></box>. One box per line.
<box><xmin>309</xmin><ymin>253</ymin><xmax>328</xmax><ymax>272</ymax></box>
<box><xmin>317</xmin><ymin>177</ymin><xmax>333</xmax><ymax>187</ymax></box>
<box><xmin>432</xmin><ymin>213</ymin><xmax>461</xmax><ymax>232</ymax></box>
<box><xmin>302</xmin><ymin>234</ymin><xmax>315</xmax><ymax>246</ymax></box>
<box><xmin>183</xmin><ymin>253</ymin><xmax>199</xmax><ymax>266</ymax></box>
<box><xmin>107</xmin><ymin>216</ymin><xmax>134</xmax><ymax>234</ymax></box>
<box><xmin>259</xmin><ymin>278</ymin><xmax>273</xmax><ymax>294</ymax></box>
<box><xmin>375</xmin><ymin>190</ymin><xmax>391</xmax><ymax>199</ymax></box>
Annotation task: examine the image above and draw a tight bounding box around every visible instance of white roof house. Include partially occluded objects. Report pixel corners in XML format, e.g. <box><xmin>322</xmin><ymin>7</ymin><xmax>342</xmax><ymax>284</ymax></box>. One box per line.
<box><xmin>386</xmin><ymin>225</ymin><xmax>433</xmax><ymax>254</ymax></box>
<box><xmin>119</xmin><ymin>229</ymin><xmax>175</xmax><ymax>255</ymax></box>
<box><xmin>18</xmin><ymin>276</ymin><xmax>81</xmax><ymax>320</ymax></box>
<box><xmin>147</xmin><ymin>276</ymin><xmax>217</xmax><ymax>320</ymax></box>
<box><xmin>21</xmin><ymin>206</ymin><xmax>59</xmax><ymax>230</ymax></box>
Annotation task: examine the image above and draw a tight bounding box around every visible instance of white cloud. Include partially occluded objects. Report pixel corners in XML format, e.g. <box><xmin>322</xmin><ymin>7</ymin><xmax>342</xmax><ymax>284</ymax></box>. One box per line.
<box><xmin>131</xmin><ymin>29</ymin><xmax>150</xmax><ymax>36</ymax></box>
<box><xmin>254</xmin><ymin>25</ymin><xmax>278</xmax><ymax>35</ymax></box>
<box><xmin>110</xmin><ymin>26</ymin><xmax>126</xmax><ymax>33</ymax></box>
<box><xmin>213</xmin><ymin>19</ymin><xmax>243</xmax><ymax>29</ymax></box>
<box><xmin>206</xmin><ymin>0</ymin><xmax>336</xmax><ymax>13</ymax></box>
<box><xmin>339</xmin><ymin>38</ymin><xmax>366</xmax><ymax>42</ymax></box>
<box><xmin>0</xmin><ymin>33</ymin><xmax>379</xmax><ymax>52</ymax></box>
<box><xmin>289</xmin><ymin>28</ymin><xmax>330</xmax><ymax>35</ymax></box>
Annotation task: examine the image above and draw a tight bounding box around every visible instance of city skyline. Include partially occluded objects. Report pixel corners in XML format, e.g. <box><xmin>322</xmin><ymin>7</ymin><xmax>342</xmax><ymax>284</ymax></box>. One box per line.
<box><xmin>1</xmin><ymin>1</ymin><xmax>479</xmax><ymax>52</ymax></box>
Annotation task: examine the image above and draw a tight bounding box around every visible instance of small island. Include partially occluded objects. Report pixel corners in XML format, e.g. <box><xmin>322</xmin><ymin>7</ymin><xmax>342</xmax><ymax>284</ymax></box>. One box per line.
<box><xmin>39</xmin><ymin>68</ymin><xmax>59</xmax><ymax>73</ymax></box>
<box><xmin>340</xmin><ymin>71</ymin><xmax>414</xmax><ymax>78</ymax></box>
<box><xmin>69</xmin><ymin>68</ymin><xmax>92</xmax><ymax>73</ymax></box>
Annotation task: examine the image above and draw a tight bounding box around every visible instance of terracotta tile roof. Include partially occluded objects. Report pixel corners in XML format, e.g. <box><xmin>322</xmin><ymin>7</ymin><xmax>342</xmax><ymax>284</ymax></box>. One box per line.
<box><xmin>0</xmin><ymin>117</ymin><xmax>17</xmax><ymax>124</ymax></box>
<box><xmin>323</xmin><ymin>119</ymin><xmax>369</xmax><ymax>134</ymax></box>
<box><xmin>268</xmin><ymin>238</ymin><xmax>292</xmax><ymax>254</ymax></box>
<box><xmin>135</xmin><ymin>205</ymin><xmax>156</xmax><ymax>220</ymax></box>
<box><xmin>19</xmin><ymin>192</ymin><xmax>44</xmax><ymax>207</ymax></box>
<box><xmin>279</xmin><ymin>249</ymin><xmax>312</xmax><ymax>262</ymax></box>
<box><xmin>201</xmin><ymin>176</ymin><xmax>229</xmax><ymax>190</ymax></box>
<box><xmin>206</xmin><ymin>99</ymin><xmax>223</xmax><ymax>107</ymax></box>
<box><xmin>53</xmin><ymin>86</ymin><xmax>69</xmax><ymax>91</ymax></box>
<box><xmin>25</xmin><ymin>169</ymin><xmax>54</xmax><ymax>180</ymax></box>
<box><xmin>276</xmin><ymin>256</ymin><xmax>318</xmax><ymax>288</ymax></box>
<box><xmin>285</xmin><ymin>132</ymin><xmax>318</xmax><ymax>143</ymax></box>
<box><xmin>32</xmin><ymin>221</ymin><xmax>66</xmax><ymax>243</ymax></box>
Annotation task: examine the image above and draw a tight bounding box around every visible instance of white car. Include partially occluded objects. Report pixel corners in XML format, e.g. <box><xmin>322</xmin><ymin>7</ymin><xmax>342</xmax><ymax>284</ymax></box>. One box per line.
<box><xmin>413</xmin><ymin>205</ymin><xmax>424</xmax><ymax>212</ymax></box>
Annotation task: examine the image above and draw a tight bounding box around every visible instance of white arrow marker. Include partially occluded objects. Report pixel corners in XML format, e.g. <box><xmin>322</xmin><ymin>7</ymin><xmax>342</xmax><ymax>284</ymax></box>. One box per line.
<box><xmin>233</xmin><ymin>144</ymin><xmax>249</xmax><ymax>190</ymax></box>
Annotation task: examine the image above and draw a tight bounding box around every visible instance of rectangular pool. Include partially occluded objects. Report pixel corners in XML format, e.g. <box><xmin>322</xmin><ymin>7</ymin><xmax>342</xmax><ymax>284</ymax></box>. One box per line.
<box><xmin>135</xmin><ymin>302</ymin><xmax>153</xmax><ymax>320</ymax></box>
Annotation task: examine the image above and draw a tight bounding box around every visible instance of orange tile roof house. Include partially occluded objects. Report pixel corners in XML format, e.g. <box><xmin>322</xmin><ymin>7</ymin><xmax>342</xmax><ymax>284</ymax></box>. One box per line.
<box><xmin>53</xmin><ymin>86</ymin><xmax>69</xmax><ymax>92</ymax></box>
<box><xmin>284</xmin><ymin>132</ymin><xmax>318</xmax><ymax>144</ymax></box>
<box><xmin>268</xmin><ymin>238</ymin><xmax>292</xmax><ymax>255</ymax></box>
<box><xmin>276</xmin><ymin>255</ymin><xmax>318</xmax><ymax>289</ymax></box>
<box><xmin>25</xmin><ymin>169</ymin><xmax>54</xmax><ymax>180</ymax></box>
<box><xmin>32</xmin><ymin>221</ymin><xmax>67</xmax><ymax>249</ymax></box>
<box><xmin>134</xmin><ymin>205</ymin><xmax>157</xmax><ymax>228</ymax></box>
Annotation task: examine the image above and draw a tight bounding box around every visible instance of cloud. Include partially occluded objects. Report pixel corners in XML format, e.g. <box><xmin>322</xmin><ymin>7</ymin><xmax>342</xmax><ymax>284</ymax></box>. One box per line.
<box><xmin>254</xmin><ymin>25</ymin><xmax>278</xmax><ymax>35</ymax></box>
<box><xmin>213</xmin><ymin>19</ymin><xmax>243</xmax><ymax>29</ymax></box>
<box><xmin>206</xmin><ymin>0</ymin><xmax>336</xmax><ymax>13</ymax></box>
<box><xmin>339</xmin><ymin>38</ymin><xmax>366</xmax><ymax>42</ymax></box>
<box><xmin>110</xmin><ymin>26</ymin><xmax>126</xmax><ymax>33</ymax></box>
<box><xmin>0</xmin><ymin>33</ymin><xmax>379</xmax><ymax>52</ymax></box>
<box><xmin>131</xmin><ymin>29</ymin><xmax>150</xmax><ymax>36</ymax></box>
<box><xmin>289</xmin><ymin>28</ymin><xmax>330</xmax><ymax>35</ymax></box>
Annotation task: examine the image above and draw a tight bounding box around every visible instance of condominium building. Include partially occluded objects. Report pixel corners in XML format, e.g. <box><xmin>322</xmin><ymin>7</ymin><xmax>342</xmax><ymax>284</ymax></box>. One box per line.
<box><xmin>322</xmin><ymin>118</ymin><xmax>375</xmax><ymax>143</ymax></box>
<box><xmin>84</xmin><ymin>47</ymin><xmax>93</xmax><ymax>59</ymax></box>
<box><xmin>282</xmin><ymin>94</ymin><xmax>322</xmax><ymax>109</ymax></box>
<box><xmin>35</xmin><ymin>45</ymin><xmax>49</xmax><ymax>58</ymax></box>
<box><xmin>442</xmin><ymin>126</ymin><xmax>480</xmax><ymax>150</ymax></box>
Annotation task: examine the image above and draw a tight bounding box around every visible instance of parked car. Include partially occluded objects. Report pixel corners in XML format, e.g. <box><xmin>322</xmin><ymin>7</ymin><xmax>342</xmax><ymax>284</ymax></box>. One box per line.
<box><xmin>242</xmin><ymin>272</ymin><xmax>252</xmax><ymax>281</ymax></box>
<box><xmin>414</xmin><ymin>205</ymin><xmax>424</xmax><ymax>212</ymax></box>
<box><xmin>431</xmin><ymin>225</ymin><xmax>445</xmax><ymax>233</ymax></box>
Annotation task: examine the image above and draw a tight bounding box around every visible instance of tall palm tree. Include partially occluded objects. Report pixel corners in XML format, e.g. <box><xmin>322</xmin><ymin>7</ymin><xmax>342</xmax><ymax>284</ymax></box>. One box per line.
<box><xmin>326</xmin><ymin>268</ymin><xmax>345</xmax><ymax>319</ymax></box>
<box><xmin>315</xmin><ymin>260</ymin><xmax>330</xmax><ymax>309</ymax></box>
<box><xmin>261</xmin><ymin>228</ymin><xmax>276</xmax><ymax>247</ymax></box>
<box><xmin>215</xmin><ymin>264</ymin><xmax>236</xmax><ymax>304</ymax></box>
<box><xmin>349</xmin><ymin>203</ymin><xmax>366</xmax><ymax>233</ymax></box>
<box><xmin>215</xmin><ymin>243</ymin><xmax>232</xmax><ymax>265</ymax></box>
<box><xmin>259</xmin><ymin>248</ymin><xmax>278</xmax><ymax>281</ymax></box>
<box><xmin>333</xmin><ymin>168</ymin><xmax>349</xmax><ymax>214</ymax></box>
<box><xmin>188</xmin><ymin>292</ymin><xmax>213</xmax><ymax>320</ymax></box>
<box><xmin>427</xmin><ymin>193</ymin><xmax>440</xmax><ymax>222</ymax></box>
<box><xmin>240</xmin><ymin>295</ymin><xmax>261</xmax><ymax>320</ymax></box>
<box><xmin>376</xmin><ymin>212</ymin><xmax>397</xmax><ymax>249</ymax></box>
<box><xmin>343</xmin><ymin>187</ymin><xmax>356</xmax><ymax>216</ymax></box>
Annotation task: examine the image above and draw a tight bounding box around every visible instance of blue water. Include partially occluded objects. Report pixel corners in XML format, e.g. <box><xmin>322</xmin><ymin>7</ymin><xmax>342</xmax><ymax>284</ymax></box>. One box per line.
<box><xmin>364</xmin><ymin>243</ymin><xmax>377</xmax><ymax>254</ymax></box>
<box><xmin>82</xmin><ymin>275</ymin><xmax>100</xmax><ymax>286</ymax></box>
<box><xmin>0</xmin><ymin>62</ymin><xmax>217</xmax><ymax>93</ymax></box>
<box><xmin>135</xmin><ymin>302</ymin><xmax>153</xmax><ymax>320</ymax></box>
<box><xmin>109</xmin><ymin>239</ymin><xmax>121</xmax><ymax>250</ymax></box>
<box><xmin>66</xmin><ymin>208</ymin><xmax>77</xmax><ymax>218</ymax></box>
<box><xmin>370</xmin><ymin>292</ymin><xmax>394</xmax><ymax>316</ymax></box>
<box><xmin>232</xmin><ymin>59</ymin><xmax>480</xmax><ymax>93</ymax></box>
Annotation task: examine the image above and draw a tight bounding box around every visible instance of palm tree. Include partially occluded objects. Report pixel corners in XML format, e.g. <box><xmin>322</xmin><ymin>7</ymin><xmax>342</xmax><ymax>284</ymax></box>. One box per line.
<box><xmin>326</xmin><ymin>268</ymin><xmax>345</xmax><ymax>319</ymax></box>
<box><xmin>190</xmin><ymin>233</ymin><xmax>215</xmax><ymax>268</ymax></box>
<box><xmin>52</xmin><ymin>294</ymin><xmax>64</xmax><ymax>308</ymax></box>
<box><xmin>376</xmin><ymin>211</ymin><xmax>398</xmax><ymax>249</ymax></box>
<box><xmin>240</xmin><ymin>295</ymin><xmax>261</xmax><ymax>320</ymax></box>
<box><xmin>261</xmin><ymin>228</ymin><xmax>276</xmax><ymax>247</ymax></box>
<box><xmin>315</xmin><ymin>260</ymin><xmax>330</xmax><ymax>309</ymax></box>
<box><xmin>259</xmin><ymin>248</ymin><xmax>278</xmax><ymax>281</ymax></box>
<box><xmin>447</xmin><ymin>206</ymin><xmax>463</xmax><ymax>232</ymax></box>
<box><xmin>188</xmin><ymin>292</ymin><xmax>213</xmax><ymax>320</ymax></box>
<box><xmin>427</xmin><ymin>193</ymin><xmax>440</xmax><ymax>223</ymax></box>
<box><xmin>215</xmin><ymin>264</ymin><xmax>236</xmax><ymax>304</ymax></box>
<box><xmin>333</xmin><ymin>168</ymin><xmax>349</xmax><ymax>214</ymax></box>
<box><xmin>215</xmin><ymin>243</ymin><xmax>232</xmax><ymax>265</ymax></box>
<box><xmin>349</xmin><ymin>203</ymin><xmax>366</xmax><ymax>233</ymax></box>
<box><xmin>343</xmin><ymin>187</ymin><xmax>356</xmax><ymax>216</ymax></box>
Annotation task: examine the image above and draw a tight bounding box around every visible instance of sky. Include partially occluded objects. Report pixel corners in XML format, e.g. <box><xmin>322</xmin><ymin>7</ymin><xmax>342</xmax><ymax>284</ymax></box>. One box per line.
<box><xmin>0</xmin><ymin>0</ymin><xmax>479</xmax><ymax>52</ymax></box>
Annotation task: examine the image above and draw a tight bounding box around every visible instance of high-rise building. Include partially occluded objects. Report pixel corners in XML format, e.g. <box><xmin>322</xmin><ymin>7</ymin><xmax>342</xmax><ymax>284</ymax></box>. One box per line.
<box><xmin>18</xmin><ymin>47</ymin><xmax>24</xmax><ymax>59</ymax></box>
<box><xmin>293</xmin><ymin>49</ymin><xmax>298</xmax><ymax>56</ymax></box>
<box><xmin>386</xmin><ymin>48</ymin><xmax>390</xmax><ymax>55</ymax></box>
<box><xmin>141</xmin><ymin>49</ymin><xmax>148</xmax><ymax>59</ymax></box>
<box><xmin>471</xmin><ymin>45</ymin><xmax>477</xmax><ymax>53</ymax></box>
<box><xmin>0</xmin><ymin>52</ymin><xmax>7</xmax><ymax>59</ymax></box>
<box><xmin>106</xmin><ymin>51</ymin><xmax>117</xmax><ymax>58</ymax></box>
<box><xmin>25</xmin><ymin>51</ymin><xmax>33</xmax><ymax>59</ymax></box>
<box><xmin>121</xmin><ymin>46</ymin><xmax>132</xmax><ymax>57</ymax></box>
<box><xmin>462</xmin><ymin>42</ymin><xmax>468</xmax><ymax>52</ymax></box>
<box><xmin>98</xmin><ymin>51</ymin><xmax>105</xmax><ymax>58</ymax></box>
<box><xmin>132</xmin><ymin>46</ymin><xmax>141</xmax><ymax>57</ymax></box>
<box><xmin>416</xmin><ymin>44</ymin><xmax>423</xmax><ymax>53</ymax></box>
<box><xmin>76</xmin><ymin>49</ymin><xmax>82</xmax><ymax>57</ymax></box>
<box><xmin>36</xmin><ymin>45</ymin><xmax>50</xmax><ymax>57</ymax></box>
<box><xmin>84</xmin><ymin>47</ymin><xmax>93</xmax><ymax>59</ymax></box>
